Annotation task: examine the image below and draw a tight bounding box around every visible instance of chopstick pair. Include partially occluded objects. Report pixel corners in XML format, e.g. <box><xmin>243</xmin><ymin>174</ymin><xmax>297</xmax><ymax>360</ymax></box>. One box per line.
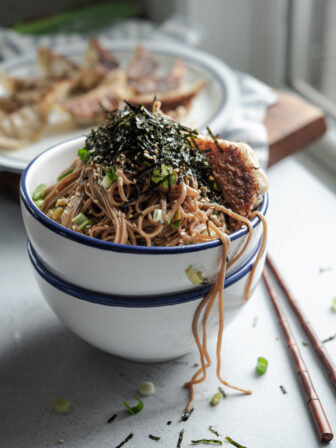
<box><xmin>262</xmin><ymin>255</ymin><xmax>335</xmax><ymax>443</ymax></box>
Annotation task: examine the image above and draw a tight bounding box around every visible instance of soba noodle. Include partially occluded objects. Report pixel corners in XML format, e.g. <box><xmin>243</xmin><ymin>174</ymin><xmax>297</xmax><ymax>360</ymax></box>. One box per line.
<box><xmin>36</xmin><ymin>103</ymin><xmax>268</xmax><ymax>412</ymax></box>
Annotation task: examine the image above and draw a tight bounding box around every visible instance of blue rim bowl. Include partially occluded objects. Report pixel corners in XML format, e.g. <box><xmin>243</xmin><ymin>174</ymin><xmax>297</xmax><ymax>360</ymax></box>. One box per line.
<box><xmin>20</xmin><ymin>136</ymin><xmax>268</xmax><ymax>255</ymax></box>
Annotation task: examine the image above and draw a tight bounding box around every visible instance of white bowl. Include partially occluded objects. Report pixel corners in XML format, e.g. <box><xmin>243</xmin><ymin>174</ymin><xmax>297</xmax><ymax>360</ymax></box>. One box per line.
<box><xmin>28</xmin><ymin>237</ymin><xmax>266</xmax><ymax>362</ymax></box>
<box><xmin>20</xmin><ymin>136</ymin><xmax>268</xmax><ymax>296</ymax></box>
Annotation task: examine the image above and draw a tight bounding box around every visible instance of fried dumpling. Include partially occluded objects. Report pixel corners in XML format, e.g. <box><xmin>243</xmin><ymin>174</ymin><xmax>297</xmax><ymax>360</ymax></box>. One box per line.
<box><xmin>196</xmin><ymin>136</ymin><xmax>268</xmax><ymax>218</ymax></box>
<box><xmin>126</xmin><ymin>79</ymin><xmax>206</xmax><ymax>115</ymax></box>
<box><xmin>38</xmin><ymin>47</ymin><xmax>105</xmax><ymax>92</ymax></box>
<box><xmin>128</xmin><ymin>59</ymin><xmax>186</xmax><ymax>94</ymax></box>
<box><xmin>0</xmin><ymin>93</ymin><xmax>53</xmax><ymax>148</ymax></box>
<box><xmin>126</xmin><ymin>46</ymin><xmax>158</xmax><ymax>81</ymax></box>
<box><xmin>85</xmin><ymin>38</ymin><xmax>119</xmax><ymax>74</ymax></box>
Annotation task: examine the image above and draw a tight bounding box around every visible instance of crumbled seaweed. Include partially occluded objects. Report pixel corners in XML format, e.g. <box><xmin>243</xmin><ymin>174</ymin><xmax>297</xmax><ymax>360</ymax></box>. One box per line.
<box><xmin>107</xmin><ymin>413</ymin><xmax>117</xmax><ymax>423</ymax></box>
<box><xmin>319</xmin><ymin>266</ymin><xmax>332</xmax><ymax>274</ymax></box>
<box><xmin>84</xmin><ymin>103</ymin><xmax>222</xmax><ymax>203</ymax></box>
<box><xmin>177</xmin><ymin>429</ymin><xmax>184</xmax><ymax>448</ymax></box>
<box><xmin>167</xmin><ymin>421</ymin><xmax>172</xmax><ymax>425</ymax></box>
<box><xmin>322</xmin><ymin>334</ymin><xmax>336</xmax><ymax>344</ymax></box>
<box><xmin>279</xmin><ymin>385</ymin><xmax>287</xmax><ymax>394</ymax></box>
<box><xmin>149</xmin><ymin>434</ymin><xmax>161</xmax><ymax>441</ymax></box>
<box><xmin>191</xmin><ymin>439</ymin><xmax>222</xmax><ymax>445</ymax></box>
<box><xmin>180</xmin><ymin>407</ymin><xmax>194</xmax><ymax>422</ymax></box>
<box><xmin>208</xmin><ymin>426</ymin><xmax>220</xmax><ymax>437</ymax></box>
<box><xmin>225</xmin><ymin>436</ymin><xmax>246</xmax><ymax>448</ymax></box>
<box><xmin>115</xmin><ymin>432</ymin><xmax>134</xmax><ymax>448</ymax></box>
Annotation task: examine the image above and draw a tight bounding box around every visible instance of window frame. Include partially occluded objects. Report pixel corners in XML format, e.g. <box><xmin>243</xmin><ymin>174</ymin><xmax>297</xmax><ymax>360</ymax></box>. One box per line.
<box><xmin>287</xmin><ymin>0</ymin><xmax>336</xmax><ymax>119</ymax></box>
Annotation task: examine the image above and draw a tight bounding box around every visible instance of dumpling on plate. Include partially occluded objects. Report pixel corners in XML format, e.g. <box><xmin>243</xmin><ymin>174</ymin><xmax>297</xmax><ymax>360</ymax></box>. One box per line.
<box><xmin>38</xmin><ymin>47</ymin><xmax>105</xmax><ymax>92</ymax></box>
<box><xmin>0</xmin><ymin>82</ymin><xmax>65</xmax><ymax>149</ymax></box>
<box><xmin>57</xmin><ymin>71</ymin><xmax>124</xmax><ymax>125</ymax></box>
<box><xmin>85</xmin><ymin>38</ymin><xmax>119</xmax><ymax>74</ymax></box>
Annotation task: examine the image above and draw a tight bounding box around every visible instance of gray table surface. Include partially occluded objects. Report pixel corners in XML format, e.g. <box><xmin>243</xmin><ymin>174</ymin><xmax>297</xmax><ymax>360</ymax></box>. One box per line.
<box><xmin>1</xmin><ymin>152</ymin><xmax>336</xmax><ymax>448</ymax></box>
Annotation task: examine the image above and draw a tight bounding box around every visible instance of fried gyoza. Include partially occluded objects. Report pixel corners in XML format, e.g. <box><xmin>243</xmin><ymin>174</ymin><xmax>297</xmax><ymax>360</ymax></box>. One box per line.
<box><xmin>85</xmin><ymin>38</ymin><xmax>119</xmax><ymax>74</ymax></box>
<box><xmin>57</xmin><ymin>71</ymin><xmax>123</xmax><ymax>125</ymax></box>
<box><xmin>197</xmin><ymin>136</ymin><xmax>268</xmax><ymax>218</ymax></box>
<box><xmin>38</xmin><ymin>47</ymin><xmax>105</xmax><ymax>92</ymax></box>
<box><xmin>0</xmin><ymin>85</ymin><xmax>61</xmax><ymax>148</ymax></box>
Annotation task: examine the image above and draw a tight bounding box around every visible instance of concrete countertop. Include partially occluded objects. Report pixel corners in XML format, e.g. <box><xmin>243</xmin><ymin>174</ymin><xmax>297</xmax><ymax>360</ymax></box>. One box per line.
<box><xmin>1</xmin><ymin>152</ymin><xmax>336</xmax><ymax>448</ymax></box>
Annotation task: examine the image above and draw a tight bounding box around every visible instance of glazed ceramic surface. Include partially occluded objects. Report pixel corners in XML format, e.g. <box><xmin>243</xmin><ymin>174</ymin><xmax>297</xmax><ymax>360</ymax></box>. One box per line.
<box><xmin>20</xmin><ymin>137</ymin><xmax>268</xmax><ymax>295</ymax></box>
<box><xmin>28</xmin><ymin>237</ymin><xmax>266</xmax><ymax>362</ymax></box>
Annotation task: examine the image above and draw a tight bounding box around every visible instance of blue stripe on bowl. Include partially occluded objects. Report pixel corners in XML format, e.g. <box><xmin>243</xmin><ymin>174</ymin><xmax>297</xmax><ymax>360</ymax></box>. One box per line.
<box><xmin>28</xmin><ymin>236</ymin><xmax>263</xmax><ymax>308</ymax></box>
<box><xmin>20</xmin><ymin>138</ymin><xmax>268</xmax><ymax>255</ymax></box>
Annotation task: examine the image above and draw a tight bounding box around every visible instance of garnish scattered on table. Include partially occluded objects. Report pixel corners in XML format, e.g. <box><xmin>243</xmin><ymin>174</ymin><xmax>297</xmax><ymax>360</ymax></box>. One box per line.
<box><xmin>322</xmin><ymin>334</ymin><xmax>336</xmax><ymax>344</ymax></box>
<box><xmin>256</xmin><ymin>357</ymin><xmax>268</xmax><ymax>376</ymax></box>
<box><xmin>123</xmin><ymin>397</ymin><xmax>143</xmax><ymax>415</ymax></box>
<box><xmin>210</xmin><ymin>387</ymin><xmax>226</xmax><ymax>406</ymax></box>
<box><xmin>279</xmin><ymin>385</ymin><xmax>287</xmax><ymax>394</ymax></box>
<box><xmin>139</xmin><ymin>381</ymin><xmax>155</xmax><ymax>396</ymax></box>
<box><xmin>53</xmin><ymin>398</ymin><xmax>70</xmax><ymax>414</ymax></box>
<box><xmin>148</xmin><ymin>434</ymin><xmax>161</xmax><ymax>441</ymax></box>
<box><xmin>176</xmin><ymin>429</ymin><xmax>184</xmax><ymax>448</ymax></box>
<box><xmin>252</xmin><ymin>316</ymin><xmax>258</xmax><ymax>328</ymax></box>
<box><xmin>180</xmin><ymin>407</ymin><xmax>194</xmax><ymax>422</ymax></box>
<box><xmin>225</xmin><ymin>436</ymin><xmax>247</xmax><ymax>448</ymax></box>
<box><xmin>318</xmin><ymin>266</ymin><xmax>332</xmax><ymax>274</ymax></box>
<box><xmin>115</xmin><ymin>432</ymin><xmax>134</xmax><ymax>448</ymax></box>
<box><xmin>191</xmin><ymin>439</ymin><xmax>222</xmax><ymax>445</ymax></box>
<box><xmin>107</xmin><ymin>413</ymin><xmax>117</xmax><ymax>423</ymax></box>
<box><xmin>208</xmin><ymin>426</ymin><xmax>220</xmax><ymax>437</ymax></box>
<box><xmin>331</xmin><ymin>297</ymin><xmax>336</xmax><ymax>312</ymax></box>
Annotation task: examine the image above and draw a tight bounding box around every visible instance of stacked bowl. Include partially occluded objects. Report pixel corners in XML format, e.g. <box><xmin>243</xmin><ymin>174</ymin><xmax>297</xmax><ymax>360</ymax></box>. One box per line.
<box><xmin>20</xmin><ymin>137</ymin><xmax>268</xmax><ymax>362</ymax></box>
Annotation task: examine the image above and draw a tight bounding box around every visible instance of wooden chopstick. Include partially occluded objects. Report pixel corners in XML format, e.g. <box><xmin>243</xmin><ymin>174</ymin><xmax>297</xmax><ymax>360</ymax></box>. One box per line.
<box><xmin>262</xmin><ymin>266</ymin><xmax>333</xmax><ymax>443</ymax></box>
<box><xmin>266</xmin><ymin>255</ymin><xmax>336</xmax><ymax>391</ymax></box>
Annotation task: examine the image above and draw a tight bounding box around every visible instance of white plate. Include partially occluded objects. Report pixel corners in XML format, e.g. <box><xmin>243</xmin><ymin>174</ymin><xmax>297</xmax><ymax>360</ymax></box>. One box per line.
<box><xmin>0</xmin><ymin>39</ymin><xmax>239</xmax><ymax>172</ymax></box>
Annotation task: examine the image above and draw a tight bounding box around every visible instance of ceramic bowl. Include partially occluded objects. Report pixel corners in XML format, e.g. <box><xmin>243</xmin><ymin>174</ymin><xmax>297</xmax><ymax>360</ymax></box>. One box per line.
<box><xmin>28</xmin><ymin>235</ymin><xmax>266</xmax><ymax>362</ymax></box>
<box><xmin>20</xmin><ymin>136</ymin><xmax>268</xmax><ymax>296</ymax></box>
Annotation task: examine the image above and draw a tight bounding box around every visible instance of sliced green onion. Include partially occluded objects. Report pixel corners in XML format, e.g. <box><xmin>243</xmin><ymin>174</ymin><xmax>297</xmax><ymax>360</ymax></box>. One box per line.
<box><xmin>256</xmin><ymin>357</ymin><xmax>268</xmax><ymax>375</ymax></box>
<box><xmin>139</xmin><ymin>381</ymin><xmax>155</xmax><ymax>396</ymax></box>
<box><xmin>213</xmin><ymin>211</ymin><xmax>219</xmax><ymax>216</ymax></box>
<box><xmin>153</xmin><ymin>209</ymin><xmax>163</xmax><ymax>223</ymax></box>
<box><xmin>101</xmin><ymin>175</ymin><xmax>113</xmax><ymax>189</ymax></box>
<box><xmin>332</xmin><ymin>297</ymin><xmax>336</xmax><ymax>312</ymax></box>
<box><xmin>171</xmin><ymin>220</ymin><xmax>181</xmax><ymax>228</ymax></box>
<box><xmin>106</xmin><ymin>165</ymin><xmax>118</xmax><ymax>182</ymax></box>
<box><xmin>210</xmin><ymin>392</ymin><xmax>223</xmax><ymax>406</ymax></box>
<box><xmin>177</xmin><ymin>429</ymin><xmax>184</xmax><ymax>448</ymax></box>
<box><xmin>208</xmin><ymin>426</ymin><xmax>220</xmax><ymax>437</ymax></box>
<box><xmin>78</xmin><ymin>148</ymin><xmax>90</xmax><ymax>162</ymax></box>
<box><xmin>72</xmin><ymin>212</ymin><xmax>93</xmax><ymax>230</ymax></box>
<box><xmin>32</xmin><ymin>183</ymin><xmax>46</xmax><ymax>201</ymax></box>
<box><xmin>152</xmin><ymin>164</ymin><xmax>175</xmax><ymax>187</ymax></box>
<box><xmin>53</xmin><ymin>398</ymin><xmax>70</xmax><ymax>414</ymax></box>
<box><xmin>57</xmin><ymin>168</ymin><xmax>74</xmax><ymax>181</ymax></box>
<box><xmin>123</xmin><ymin>396</ymin><xmax>143</xmax><ymax>415</ymax></box>
<box><xmin>185</xmin><ymin>266</ymin><xmax>203</xmax><ymax>286</ymax></box>
<box><xmin>191</xmin><ymin>440</ymin><xmax>222</xmax><ymax>445</ymax></box>
<box><xmin>34</xmin><ymin>198</ymin><xmax>44</xmax><ymax>208</ymax></box>
<box><xmin>225</xmin><ymin>436</ymin><xmax>246</xmax><ymax>448</ymax></box>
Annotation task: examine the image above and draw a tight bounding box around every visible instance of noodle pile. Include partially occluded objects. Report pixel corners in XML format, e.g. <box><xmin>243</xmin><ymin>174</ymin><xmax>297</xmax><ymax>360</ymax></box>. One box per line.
<box><xmin>37</xmin><ymin>102</ymin><xmax>267</xmax><ymax>412</ymax></box>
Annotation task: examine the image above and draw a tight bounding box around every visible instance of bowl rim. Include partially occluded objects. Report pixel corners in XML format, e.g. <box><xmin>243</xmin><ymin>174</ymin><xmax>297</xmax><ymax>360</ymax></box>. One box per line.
<box><xmin>28</xmin><ymin>236</ymin><xmax>263</xmax><ymax>308</ymax></box>
<box><xmin>20</xmin><ymin>136</ymin><xmax>268</xmax><ymax>254</ymax></box>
